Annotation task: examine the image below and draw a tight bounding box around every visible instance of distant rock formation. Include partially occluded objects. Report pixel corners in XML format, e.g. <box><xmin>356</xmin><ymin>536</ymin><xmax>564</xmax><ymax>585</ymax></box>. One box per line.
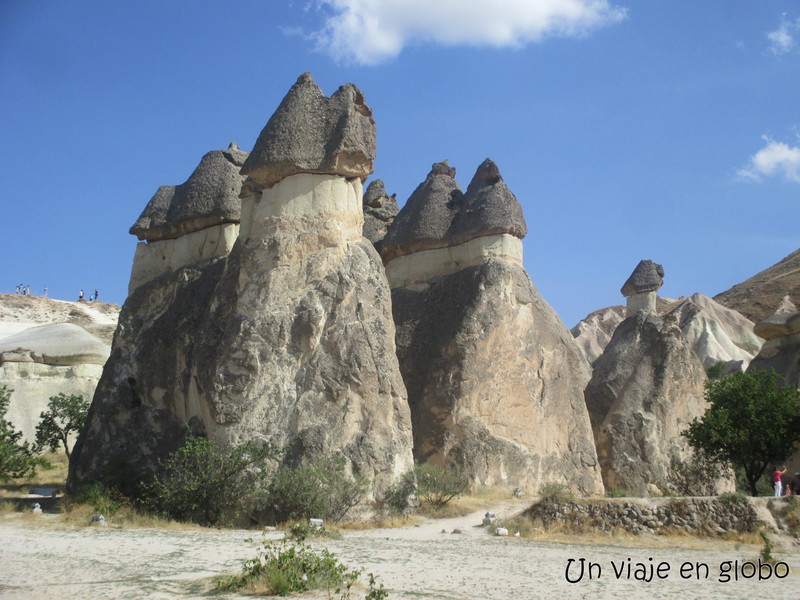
<box><xmin>571</xmin><ymin>305</ymin><xmax>626</xmax><ymax>366</ymax></box>
<box><xmin>584</xmin><ymin>262</ymin><xmax>710</xmax><ymax>495</ymax></box>
<box><xmin>714</xmin><ymin>248</ymin><xmax>800</xmax><ymax>323</ymax></box>
<box><xmin>382</xmin><ymin>159</ymin><xmax>603</xmax><ymax>494</ymax></box>
<box><xmin>621</xmin><ymin>259</ymin><xmax>664</xmax><ymax>316</ymax></box>
<box><xmin>70</xmin><ymin>73</ymin><xmax>413</xmax><ymax>496</ymax></box>
<box><xmin>128</xmin><ymin>143</ymin><xmax>247</xmax><ymax>293</ymax></box>
<box><xmin>573</xmin><ymin>292</ymin><xmax>761</xmax><ymax>371</ymax></box>
<box><xmin>361</xmin><ymin>179</ymin><xmax>399</xmax><ymax>252</ymax></box>
<box><xmin>748</xmin><ymin>297</ymin><xmax>800</xmax><ymax>389</ymax></box>
<box><xmin>0</xmin><ymin>294</ymin><xmax>119</xmax><ymax>444</ymax></box>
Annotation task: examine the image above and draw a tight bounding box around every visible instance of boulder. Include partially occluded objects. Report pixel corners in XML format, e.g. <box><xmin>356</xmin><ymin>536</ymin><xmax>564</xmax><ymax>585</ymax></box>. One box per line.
<box><xmin>240</xmin><ymin>72</ymin><xmax>375</xmax><ymax>188</ymax></box>
<box><xmin>621</xmin><ymin>260</ymin><xmax>664</xmax><ymax>316</ymax></box>
<box><xmin>70</xmin><ymin>74</ymin><xmax>413</xmax><ymax>498</ymax></box>
<box><xmin>384</xmin><ymin>160</ymin><xmax>603</xmax><ymax>494</ymax></box>
<box><xmin>584</xmin><ymin>312</ymin><xmax>709</xmax><ymax>495</ymax></box>
<box><xmin>748</xmin><ymin>299</ymin><xmax>800</xmax><ymax>390</ymax></box>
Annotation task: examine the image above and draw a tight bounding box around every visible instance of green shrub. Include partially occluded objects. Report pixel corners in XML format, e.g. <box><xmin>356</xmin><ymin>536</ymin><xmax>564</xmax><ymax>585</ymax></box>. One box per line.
<box><xmin>34</xmin><ymin>393</ymin><xmax>89</xmax><ymax>459</ymax></box>
<box><xmin>381</xmin><ymin>471</ymin><xmax>418</xmax><ymax>514</ymax></box>
<box><xmin>412</xmin><ymin>464</ymin><xmax>470</xmax><ymax>508</ymax></box>
<box><xmin>267</xmin><ymin>454</ymin><xmax>369</xmax><ymax>524</ymax></box>
<box><xmin>719</xmin><ymin>491</ymin><xmax>747</xmax><ymax>504</ymax></box>
<box><xmin>606</xmin><ymin>487</ymin><xmax>628</xmax><ymax>498</ymax></box>
<box><xmin>667</xmin><ymin>450</ymin><xmax>722</xmax><ymax>496</ymax></box>
<box><xmin>143</xmin><ymin>435</ymin><xmax>275</xmax><ymax>526</ymax></box>
<box><xmin>0</xmin><ymin>386</ymin><xmax>45</xmax><ymax>481</ymax></box>
<box><xmin>538</xmin><ymin>482</ymin><xmax>574</xmax><ymax>502</ymax></box>
<box><xmin>218</xmin><ymin>538</ymin><xmax>361</xmax><ymax>597</ymax></box>
<box><xmin>74</xmin><ymin>482</ymin><xmax>123</xmax><ymax>515</ymax></box>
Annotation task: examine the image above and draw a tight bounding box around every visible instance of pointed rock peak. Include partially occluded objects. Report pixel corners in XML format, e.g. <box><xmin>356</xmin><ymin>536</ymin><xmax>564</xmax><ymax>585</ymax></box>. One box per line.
<box><xmin>621</xmin><ymin>260</ymin><xmax>664</xmax><ymax>297</ymax></box>
<box><xmin>466</xmin><ymin>158</ymin><xmax>502</xmax><ymax>192</ymax></box>
<box><xmin>447</xmin><ymin>158</ymin><xmax>527</xmax><ymax>243</ymax></box>
<box><xmin>241</xmin><ymin>72</ymin><xmax>376</xmax><ymax>188</ymax></box>
<box><xmin>364</xmin><ymin>179</ymin><xmax>387</xmax><ymax>207</ymax></box>
<box><xmin>223</xmin><ymin>141</ymin><xmax>248</xmax><ymax>166</ymax></box>
<box><xmin>428</xmin><ymin>160</ymin><xmax>457</xmax><ymax>179</ymax></box>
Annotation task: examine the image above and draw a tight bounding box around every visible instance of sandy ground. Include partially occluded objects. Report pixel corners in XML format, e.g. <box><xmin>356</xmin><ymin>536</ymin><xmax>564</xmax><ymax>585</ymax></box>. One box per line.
<box><xmin>1</xmin><ymin>501</ymin><xmax>799</xmax><ymax>600</ymax></box>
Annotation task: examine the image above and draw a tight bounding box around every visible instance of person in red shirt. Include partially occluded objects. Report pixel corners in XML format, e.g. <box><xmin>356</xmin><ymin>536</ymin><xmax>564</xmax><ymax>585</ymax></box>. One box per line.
<box><xmin>773</xmin><ymin>466</ymin><xmax>787</xmax><ymax>497</ymax></box>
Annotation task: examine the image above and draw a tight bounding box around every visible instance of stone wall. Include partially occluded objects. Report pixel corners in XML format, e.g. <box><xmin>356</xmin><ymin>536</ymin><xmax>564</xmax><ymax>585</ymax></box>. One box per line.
<box><xmin>523</xmin><ymin>496</ymin><xmax>762</xmax><ymax>536</ymax></box>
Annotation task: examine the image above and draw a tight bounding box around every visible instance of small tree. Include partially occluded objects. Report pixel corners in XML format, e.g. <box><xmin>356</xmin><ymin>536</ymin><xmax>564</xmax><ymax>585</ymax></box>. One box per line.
<box><xmin>144</xmin><ymin>435</ymin><xmax>275</xmax><ymax>525</ymax></box>
<box><xmin>683</xmin><ymin>369</ymin><xmax>800</xmax><ymax>495</ymax></box>
<box><xmin>35</xmin><ymin>393</ymin><xmax>90</xmax><ymax>458</ymax></box>
<box><xmin>0</xmin><ymin>386</ymin><xmax>41</xmax><ymax>481</ymax></box>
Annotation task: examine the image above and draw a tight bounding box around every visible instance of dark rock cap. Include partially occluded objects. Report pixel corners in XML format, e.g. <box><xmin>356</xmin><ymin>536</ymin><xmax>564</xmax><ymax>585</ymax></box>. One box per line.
<box><xmin>362</xmin><ymin>179</ymin><xmax>399</xmax><ymax>249</ymax></box>
<box><xmin>381</xmin><ymin>159</ymin><xmax>527</xmax><ymax>262</ymax></box>
<box><xmin>621</xmin><ymin>260</ymin><xmax>665</xmax><ymax>297</ymax></box>
<box><xmin>448</xmin><ymin>158</ymin><xmax>527</xmax><ymax>245</ymax></box>
<box><xmin>130</xmin><ymin>143</ymin><xmax>248</xmax><ymax>242</ymax></box>
<box><xmin>380</xmin><ymin>161</ymin><xmax>463</xmax><ymax>262</ymax></box>
<box><xmin>753</xmin><ymin>310</ymin><xmax>800</xmax><ymax>340</ymax></box>
<box><xmin>240</xmin><ymin>72</ymin><xmax>376</xmax><ymax>189</ymax></box>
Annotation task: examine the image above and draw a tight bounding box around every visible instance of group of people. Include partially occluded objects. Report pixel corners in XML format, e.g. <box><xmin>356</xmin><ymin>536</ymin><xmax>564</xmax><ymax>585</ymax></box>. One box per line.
<box><xmin>77</xmin><ymin>289</ymin><xmax>99</xmax><ymax>302</ymax></box>
<box><xmin>14</xmin><ymin>283</ymin><xmax>32</xmax><ymax>295</ymax></box>
<box><xmin>772</xmin><ymin>467</ymin><xmax>800</xmax><ymax>496</ymax></box>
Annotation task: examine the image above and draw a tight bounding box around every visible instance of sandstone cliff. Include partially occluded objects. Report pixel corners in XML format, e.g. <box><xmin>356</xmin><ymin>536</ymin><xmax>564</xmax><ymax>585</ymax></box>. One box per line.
<box><xmin>70</xmin><ymin>74</ymin><xmax>413</xmax><ymax>496</ymax></box>
<box><xmin>382</xmin><ymin>160</ymin><xmax>603</xmax><ymax>494</ymax></box>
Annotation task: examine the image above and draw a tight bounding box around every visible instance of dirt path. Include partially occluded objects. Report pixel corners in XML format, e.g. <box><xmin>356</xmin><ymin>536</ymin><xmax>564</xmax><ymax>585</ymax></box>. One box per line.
<box><xmin>1</xmin><ymin>502</ymin><xmax>799</xmax><ymax>599</ymax></box>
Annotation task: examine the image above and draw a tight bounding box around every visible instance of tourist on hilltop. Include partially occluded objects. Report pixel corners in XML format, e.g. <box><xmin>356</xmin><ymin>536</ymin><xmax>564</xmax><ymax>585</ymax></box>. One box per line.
<box><xmin>773</xmin><ymin>466</ymin><xmax>787</xmax><ymax>497</ymax></box>
<box><xmin>78</xmin><ymin>289</ymin><xmax>84</xmax><ymax>301</ymax></box>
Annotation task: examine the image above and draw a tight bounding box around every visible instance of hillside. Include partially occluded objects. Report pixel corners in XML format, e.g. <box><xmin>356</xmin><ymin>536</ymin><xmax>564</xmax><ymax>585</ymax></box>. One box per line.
<box><xmin>714</xmin><ymin>248</ymin><xmax>800</xmax><ymax>323</ymax></box>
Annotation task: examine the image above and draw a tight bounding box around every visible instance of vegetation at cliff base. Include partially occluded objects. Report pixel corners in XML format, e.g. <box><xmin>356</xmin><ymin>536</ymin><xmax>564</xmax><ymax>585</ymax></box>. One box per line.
<box><xmin>683</xmin><ymin>369</ymin><xmax>800</xmax><ymax>496</ymax></box>
<box><xmin>34</xmin><ymin>393</ymin><xmax>89</xmax><ymax>459</ymax></box>
<box><xmin>0</xmin><ymin>386</ymin><xmax>45</xmax><ymax>481</ymax></box>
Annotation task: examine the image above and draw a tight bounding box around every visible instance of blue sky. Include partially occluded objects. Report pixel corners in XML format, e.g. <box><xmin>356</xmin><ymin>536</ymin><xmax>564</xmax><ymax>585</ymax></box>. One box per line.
<box><xmin>1</xmin><ymin>0</ymin><xmax>798</xmax><ymax>328</ymax></box>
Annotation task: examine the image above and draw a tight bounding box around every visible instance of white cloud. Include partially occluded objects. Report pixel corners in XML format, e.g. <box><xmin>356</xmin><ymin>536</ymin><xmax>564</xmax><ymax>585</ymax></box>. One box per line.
<box><xmin>737</xmin><ymin>136</ymin><xmax>800</xmax><ymax>183</ymax></box>
<box><xmin>309</xmin><ymin>0</ymin><xmax>627</xmax><ymax>65</ymax></box>
<box><xmin>767</xmin><ymin>16</ymin><xmax>800</xmax><ymax>55</ymax></box>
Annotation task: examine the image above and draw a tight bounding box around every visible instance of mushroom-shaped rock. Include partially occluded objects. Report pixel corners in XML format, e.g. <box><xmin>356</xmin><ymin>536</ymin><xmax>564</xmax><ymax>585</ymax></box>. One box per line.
<box><xmin>621</xmin><ymin>260</ymin><xmax>664</xmax><ymax>297</ymax></box>
<box><xmin>130</xmin><ymin>143</ymin><xmax>248</xmax><ymax>242</ymax></box>
<box><xmin>362</xmin><ymin>179</ymin><xmax>399</xmax><ymax>249</ymax></box>
<box><xmin>448</xmin><ymin>158</ymin><xmax>527</xmax><ymax>246</ymax></box>
<box><xmin>754</xmin><ymin>310</ymin><xmax>800</xmax><ymax>340</ymax></box>
<box><xmin>380</xmin><ymin>161</ymin><xmax>462</xmax><ymax>262</ymax></box>
<box><xmin>240</xmin><ymin>72</ymin><xmax>376</xmax><ymax>188</ymax></box>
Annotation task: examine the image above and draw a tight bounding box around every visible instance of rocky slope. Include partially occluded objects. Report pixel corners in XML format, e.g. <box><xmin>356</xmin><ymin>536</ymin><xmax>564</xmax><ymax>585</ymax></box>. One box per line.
<box><xmin>714</xmin><ymin>247</ymin><xmax>800</xmax><ymax>323</ymax></box>
<box><xmin>382</xmin><ymin>159</ymin><xmax>603</xmax><ymax>494</ymax></box>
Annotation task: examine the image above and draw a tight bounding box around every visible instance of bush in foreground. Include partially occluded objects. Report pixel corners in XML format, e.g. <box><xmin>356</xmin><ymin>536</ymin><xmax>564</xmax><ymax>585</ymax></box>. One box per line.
<box><xmin>218</xmin><ymin>538</ymin><xmax>388</xmax><ymax>599</ymax></box>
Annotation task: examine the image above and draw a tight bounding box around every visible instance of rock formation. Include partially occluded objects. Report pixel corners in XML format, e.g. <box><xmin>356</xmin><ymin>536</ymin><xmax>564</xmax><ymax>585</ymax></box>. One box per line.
<box><xmin>584</xmin><ymin>262</ymin><xmax>710</xmax><ymax>495</ymax></box>
<box><xmin>128</xmin><ymin>143</ymin><xmax>247</xmax><ymax>293</ymax></box>
<box><xmin>621</xmin><ymin>259</ymin><xmax>664</xmax><ymax>316</ymax></box>
<box><xmin>714</xmin><ymin>248</ymin><xmax>800</xmax><ymax>323</ymax></box>
<box><xmin>748</xmin><ymin>297</ymin><xmax>800</xmax><ymax>389</ymax></box>
<box><xmin>361</xmin><ymin>179</ymin><xmax>399</xmax><ymax>252</ymax></box>
<box><xmin>573</xmin><ymin>294</ymin><xmax>762</xmax><ymax>371</ymax></box>
<box><xmin>0</xmin><ymin>294</ymin><xmax>119</xmax><ymax>444</ymax></box>
<box><xmin>381</xmin><ymin>159</ymin><xmax>604</xmax><ymax>494</ymax></box>
<box><xmin>70</xmin><ymin>73</ymin><xmax>413</xmax><ymax>496</ymax></box>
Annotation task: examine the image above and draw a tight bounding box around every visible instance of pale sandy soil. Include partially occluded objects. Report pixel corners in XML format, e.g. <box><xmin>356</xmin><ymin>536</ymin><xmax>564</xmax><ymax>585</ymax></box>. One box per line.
<box><xmin>1</xmin><ymin>502</ymin><xmax>799</xmax><ymax>600</ymax></box>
